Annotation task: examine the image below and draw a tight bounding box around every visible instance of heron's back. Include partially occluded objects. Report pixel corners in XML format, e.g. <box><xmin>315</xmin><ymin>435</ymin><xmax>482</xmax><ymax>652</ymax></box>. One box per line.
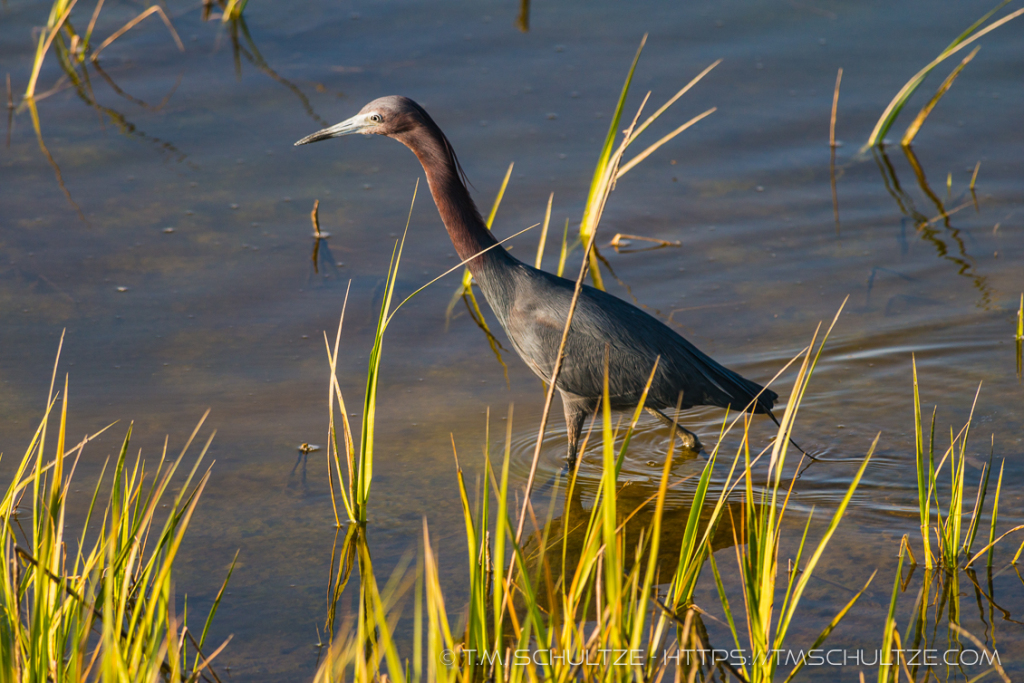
<box><xmin>483</xmin><ymin>261</ymin><xmax>778</xmax><ymax>415</ymax></box>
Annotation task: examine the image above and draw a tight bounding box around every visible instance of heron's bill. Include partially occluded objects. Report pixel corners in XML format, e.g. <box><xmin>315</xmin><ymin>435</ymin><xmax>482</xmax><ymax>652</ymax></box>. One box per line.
<box><xmin>294</xmin><ymin>113</ymin><xmax>374</xmax><ymax>146</ymax></box>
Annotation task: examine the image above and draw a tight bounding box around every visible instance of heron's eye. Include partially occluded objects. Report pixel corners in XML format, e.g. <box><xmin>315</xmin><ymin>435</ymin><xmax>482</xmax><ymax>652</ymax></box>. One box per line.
<box><xmin>369</xmin><ymin>114</ymin><xmax>383</xmax><ymax>123</ymax></box>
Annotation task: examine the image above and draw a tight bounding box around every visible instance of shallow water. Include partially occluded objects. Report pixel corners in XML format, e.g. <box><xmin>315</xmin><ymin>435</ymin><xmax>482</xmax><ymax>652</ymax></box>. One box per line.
<box><xmin>1</xmin><ymin>0</ymin><xmax>1022</xmax><ymax>678</ymax></box>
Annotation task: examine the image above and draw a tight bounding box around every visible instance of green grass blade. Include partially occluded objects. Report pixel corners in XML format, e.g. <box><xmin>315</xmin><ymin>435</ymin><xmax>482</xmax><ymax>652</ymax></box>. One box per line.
<box><xmin>878</xmin><ymin>537</ymin><xmax>909</xmax><ymax>683</ymax></box>
<box><xmin>988</xmin><ymin>459</ymin><xmax>1004</xmax><ymax>567</ymax></box>
<box><xmin>776</xmin><ymin>436</ymin><xmax>876</xmax><ymax>645</ymax></box>
<box><xmin>900</xmin><ymin>46</ymin><xmax>980</xmax><ymax>147</ymax></box>
<box><xmin>866</xmin><ymin>3</ymin><xmax>1024</xmax><ymax>146</ymax></box>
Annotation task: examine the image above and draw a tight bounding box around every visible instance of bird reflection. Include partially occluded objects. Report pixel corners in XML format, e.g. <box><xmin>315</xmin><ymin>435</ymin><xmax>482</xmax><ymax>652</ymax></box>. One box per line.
<box><xmin>520</xmin><ymin>470</ymin><xmax>741</xmax><ymax>613</ymax></box>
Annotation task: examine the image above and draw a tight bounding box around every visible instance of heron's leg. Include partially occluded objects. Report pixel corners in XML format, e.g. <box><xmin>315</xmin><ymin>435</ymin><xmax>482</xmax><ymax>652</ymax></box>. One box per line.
<box><xmin>645</xmin><ymin>407</ymin><xmax>702</xmax><ymax>452</ymax></box>
<box><xmin>560</xmin><ymin>392</ymin><xmax>590</xmax><ymax>466</ymax></box>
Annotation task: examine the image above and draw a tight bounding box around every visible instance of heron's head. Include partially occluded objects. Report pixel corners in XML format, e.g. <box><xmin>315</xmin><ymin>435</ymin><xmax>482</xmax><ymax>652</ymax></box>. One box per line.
<box><xmin>294</xmin><ymin>96</ymin><xmax>429</xmax><ymax>146</ymax></box>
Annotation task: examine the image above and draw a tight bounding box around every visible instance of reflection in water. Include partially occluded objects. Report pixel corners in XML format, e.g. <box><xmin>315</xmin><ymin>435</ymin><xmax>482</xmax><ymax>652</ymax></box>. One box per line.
<box><xmin>315</xmin><ymin>456</ymin><xmax>746</xmax><ymax>681</ymax></box>
<box><xmin>893</xmin><ymin>562</ymin><xmax>1021</xmax><ymax>683</ymax></box>
<box><xmin>830</xmin><ymin>68</ymin><xmax>843</xmax><ymax>234</ymax></box>
<box><xmin>57</xmin><ymin>55</ymin><xmax>192</xmax><ymax>166</ymax></box>
<box><xmin>521</xmin><ymin>478</ymin><xmax>740</xmax><ymax>611</ymax></box>
<box><xmin>323</xmin><ymin>525</ymin><xmax>360</xmax><ymax>646</ymax></box>
<box><xmin>289</xmin><ymin>444</ymin><xmax>322</xmax><ymax>496</ymax></box>
<box><xmin>224</xmin><ymin>17</ymin><xmax>330</xmax><ymax>128</ymax></box>
<box><xmin>872</xmin><ymin>146</ymin><xmax>993</xmax><ymax>309</ymax></box>
<box><xmin>91</xmin><ymin>60</ymin><xmax>183</xmax><ymax>112</ymax></box>
<box><xmin>865</xmin><ymin>266</ymin><xmax>917</xmax><ymax>308</ymax></box>
<box><xmin>309</xmin><ymin>199</ymin><xmax>342</xmax><ymax>278</ymax></box>
<box><xmin>607</xmin><ymin>233</ymin><xmax>681</xmax><ymax>253</ymax></box>
<box><xmin>456</xmin><ymin>290</ymin><xmax>511</xmax><ymax>386</ymax></box>
<box><xmin>13</xmin><ymin>5</ymin><xmax>329</xmax><ymax>225</ymax></box>
<box><xmin>24</xmin><ymin>98</ymin><xmax>87</xmax><ymax>225</ymax></box>
<box><xmin>5</xmin><ymin>74</ymin><xmax>12</xmax><ymax>148</ymax></box>
<box><xmin>15</xmin><ymin>35</ymin><xmax>193</xmax><ymax>222</ymax></box>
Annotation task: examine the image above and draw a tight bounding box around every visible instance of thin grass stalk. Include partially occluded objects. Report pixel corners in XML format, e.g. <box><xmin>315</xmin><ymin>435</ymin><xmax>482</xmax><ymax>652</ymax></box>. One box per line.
<box><xmin>1017</xmin><ymin>294</ymin><xmax>1023</xmax><ymax>379</ymax></box>
<box><xmin>901</xmin><ymin>46</ymin><xmax>980</xmax><ymax>147</ymax></box>
<box><xmin>866</xmin><ymin>2</ymin><xmax>1024</xmax><ymax>147</ymax></box>
<box><xmin>222</xmin><ymin>0</ymin><xmax>250</xmax><ymax>22</ymax></box>
<box><xmin>774</xmin><ymin>438</ymin><xmax>876</xmax><ymax>652</ymax></box>
<box><xmin>452</xmin><ymin>441</ymin><xmax>487</xmax><ymax>670</ymax></box>
<box><xmin>961</xmin><ymin>439</ymin><xmax>993</xmax><ymax>558</ymax></box>
<box><xmin>89</xmin><ymin>5</ymin><xmax>184</xmax><ymax>62</ymax></box>
<box><xmin>507</xmin><ymin>91</ymin><xmax>657</xmax><ymax>583</ymax></box>
<box><xmin>1017</xmin><ymin>294</ymin><xmax>1023</xmax><ymax>341</ymax></box>
<box><xmin>628</xmin><ymin>421</ymin><xmax>675</xmax><ymax>660</ymax></box>
<box><xmin>355</xmin><ymin>184</ymin><xmax>417</xmax><ymax>522</ymax></box>
<box><xmin>878</xmin><ymin>537</ymin><xmax>910</xmax><ymax>683</ymax></box>
<box><xmin>912</xmin><ymin>355</ymin><xmax>933</xmax><ymax>568</ymax></box>
<box><xmin>25</xmin><ymin>0</ymin><xmax>79</xmax><ymax>98</ymax></box>
<box><xmin>489</xmin><ymin>411</ymin><xmax>513</xmax><ymax>682</ymax></box>
<box><xmin>534</xmin><ymin>192</ymin><xmax>553</xmax><ymax>269</ymax></box>
<box><xmin>579</xmin><ymin>35</ymin><xmax>647</xmax><ymax>259</ymax></box>
<box><xmin>326</xmin><ymin>192</ymin><xmax>538</xmax><ymax>528</ymax></box>
<box><xmin>579</xmin><ymin>43</ymin><xmax>718</xmax><ymax>290</ymax></box>
<box><xmin>615</xmin><ymin>107</ymin><xmax>716</xmax><ymax>179</ymax></box>
<box><xmin>987</xmin><ymin>460</ymin><xmax>1004</xmax><ymax>567</ymax></box>
<box><xmin>556</xmin><ymin>218</ymin><xmax>570</xmax><ymax>278</ymax></box>
<box><xmin>712</xmin><ymin>306</ymin><xmax>871</xmax><ymax>683</ymax></box>
<box><xmin>598</xmin><ymin>351</ymin><xmax>621</xmax><ymax>649</ymax></box>
<box><xmin>326</xmin><ymin>282</ymin><xmax>356</xmax><ymax>526</ymax></box>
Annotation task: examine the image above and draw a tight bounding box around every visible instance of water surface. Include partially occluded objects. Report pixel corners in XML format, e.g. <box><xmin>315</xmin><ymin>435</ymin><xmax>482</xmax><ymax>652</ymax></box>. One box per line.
<box><xmin>1</xmin><ymin>0</ymin><xmax>1022</xmax><ymax>678</ymax></box>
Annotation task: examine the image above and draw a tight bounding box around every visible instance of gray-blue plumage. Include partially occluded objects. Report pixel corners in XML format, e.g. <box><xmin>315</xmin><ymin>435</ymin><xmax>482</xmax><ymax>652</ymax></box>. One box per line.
<box><xmin>296</xmin><ymin>96</ymin><xmax>778</xmax><ymax>463</ymax></box>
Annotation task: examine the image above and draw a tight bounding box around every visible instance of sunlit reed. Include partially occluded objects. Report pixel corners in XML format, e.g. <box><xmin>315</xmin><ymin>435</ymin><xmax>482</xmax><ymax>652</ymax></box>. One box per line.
<box><xmin>866</xmin><ymin>0</ymin><xmax>1024</xmax><ymax>147</ymax></box>
<box><xmin>910</xmin><ymin>356</ymin><xmax>1022</xmax><ymax>571</ymax></box>
<box><xmin>0</xmin><ymin>338</ymin><xmax>232</xmax><ymax>681</ymax></box>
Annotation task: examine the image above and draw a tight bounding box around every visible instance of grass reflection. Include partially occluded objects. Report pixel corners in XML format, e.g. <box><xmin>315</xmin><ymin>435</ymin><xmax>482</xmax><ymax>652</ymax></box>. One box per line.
<box><xmin>872</xmin><ymin>146</ymin><xmax>993</xmax><ymax>309</ymax></box>
<box><xmin>13</xmin><ymin>0</ymin><xmax>330</xmax><ymax>226</ymax></box>
<box><xmin>224</xmin><ymin>16</ymin><xmax>330</xmax><ymax>128</ymax></box>
<box><xmin>881</xmin><ymin>544</ymin><xmax>1015</xmax><ymax>683</ymax></box>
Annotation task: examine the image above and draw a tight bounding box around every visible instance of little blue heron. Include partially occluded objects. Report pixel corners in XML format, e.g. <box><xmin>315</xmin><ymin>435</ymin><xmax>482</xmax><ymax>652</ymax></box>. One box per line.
<box><xmin>296</xmin><ymin>96</ymin><xmax>780</xmax><ymax>464</ymax></box>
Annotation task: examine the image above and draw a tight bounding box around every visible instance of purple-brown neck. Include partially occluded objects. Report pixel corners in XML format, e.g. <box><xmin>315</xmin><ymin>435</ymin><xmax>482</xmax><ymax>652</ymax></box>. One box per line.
<box><xmin>394</xmin><ymin>124</ymin><xmax>508</xmax><ymax>276</ymax></box>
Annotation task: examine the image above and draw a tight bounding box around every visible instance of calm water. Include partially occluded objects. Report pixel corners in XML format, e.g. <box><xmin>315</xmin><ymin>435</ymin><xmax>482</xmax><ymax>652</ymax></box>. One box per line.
<box><xmin>1</xmin><ymin>0</ymin><xmax>1022</xmax><ymax>678</ymax></box>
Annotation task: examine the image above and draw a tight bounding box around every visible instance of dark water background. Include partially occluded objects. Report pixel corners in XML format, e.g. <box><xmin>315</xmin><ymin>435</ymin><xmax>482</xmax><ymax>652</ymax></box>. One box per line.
<box><xmin>1</xmin><ymin>0</ymin><xmax>1022</xmax><ymax>678</ymax></box>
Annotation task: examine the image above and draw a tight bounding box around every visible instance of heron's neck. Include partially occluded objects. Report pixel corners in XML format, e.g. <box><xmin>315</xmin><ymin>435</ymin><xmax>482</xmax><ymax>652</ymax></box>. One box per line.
<box><xmin>398</xmin><ymin>128</ymin><xmax>509</xmax><ymax>275</ymax></box>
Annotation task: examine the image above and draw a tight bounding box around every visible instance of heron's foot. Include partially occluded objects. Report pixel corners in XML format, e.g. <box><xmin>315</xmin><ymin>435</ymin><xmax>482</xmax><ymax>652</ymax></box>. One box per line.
<box><xmin>674</xmin><ymin>426</ymin><xmax>703</xmax><ymax>453</ymax></box>
<box><xmin>645</xmin><ymin>407</ymin><xmax>702</xmax><ymax>453</ymax></box>
<box><xmin>563</xmin><ymin>457</ymin><xmax>576</xmax><ymax>475</ymax></box>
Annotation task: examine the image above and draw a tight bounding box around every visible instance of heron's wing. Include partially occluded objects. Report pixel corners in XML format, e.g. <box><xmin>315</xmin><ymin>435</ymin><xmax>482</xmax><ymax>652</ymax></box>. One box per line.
<box><xmin>505</xmin><ymin>267</ymin><xmax>776</xmax><ymax>413</ymax></box>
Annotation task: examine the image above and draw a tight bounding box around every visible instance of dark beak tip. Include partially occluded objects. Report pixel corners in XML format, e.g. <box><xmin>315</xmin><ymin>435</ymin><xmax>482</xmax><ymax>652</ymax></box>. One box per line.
<box><xmin>295</xmin><ymin>132</ymin><xmax>329</xmax><ymax>147</ymax></box>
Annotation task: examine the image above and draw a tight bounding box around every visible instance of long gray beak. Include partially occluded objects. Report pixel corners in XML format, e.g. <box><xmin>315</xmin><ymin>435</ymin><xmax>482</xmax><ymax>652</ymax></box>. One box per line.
<box><xmin>294</xmin><ymin>113</ymin><xmax>374</xmax><ymax>146</ymax></box>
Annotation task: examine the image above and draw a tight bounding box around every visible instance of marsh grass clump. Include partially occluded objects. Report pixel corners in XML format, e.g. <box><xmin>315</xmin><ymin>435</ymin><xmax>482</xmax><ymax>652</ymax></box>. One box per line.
<box><xmin>0</xmin><ymin>342</ymin><xmax>232</xmax><ymax>681</ymax></box>
<box><xmin>709</xmin><ymin>307</ymin><xmax>877</xmax><ymax>683</ymax></box>
<box><xmin>25</xmin><ymin>0</ymin><xmax>184</xmax><ymax>99</ymax></box>
<box><xmin>910</xmin><ymin>357</ymin><xmax>1021</xmax><ymax>572</ymax></box>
